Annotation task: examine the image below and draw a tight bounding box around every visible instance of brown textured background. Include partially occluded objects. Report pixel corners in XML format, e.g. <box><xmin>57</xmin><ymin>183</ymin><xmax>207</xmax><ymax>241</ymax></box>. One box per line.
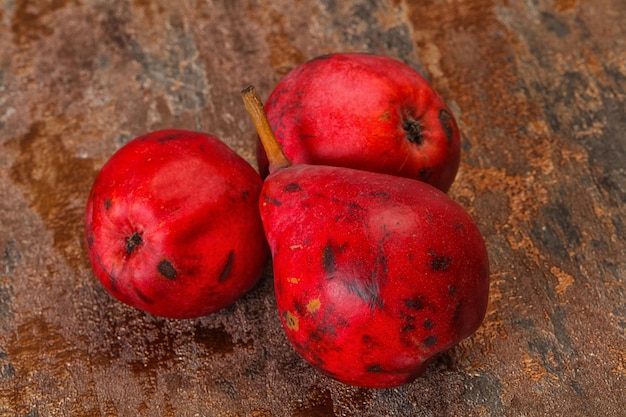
<box><xmin>0</xmin><ymin>0</ymin><xmax>624</xmax><ymax>416</ymax></box>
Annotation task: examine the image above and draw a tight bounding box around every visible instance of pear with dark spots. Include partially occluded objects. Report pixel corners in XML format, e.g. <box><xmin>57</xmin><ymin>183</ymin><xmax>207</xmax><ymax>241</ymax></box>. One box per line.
<box><xmin>84</xmin><ymin>129</ymin><xmax>268</xmax><ymax>319</ymax></box>
<box><xmin>243</xmin><ymin>87</ymin><xmax>489</xmax><ymax>388</ymax></box>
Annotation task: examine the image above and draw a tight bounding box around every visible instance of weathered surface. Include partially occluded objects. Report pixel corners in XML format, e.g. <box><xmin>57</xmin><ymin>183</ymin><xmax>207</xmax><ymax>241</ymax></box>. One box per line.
<box><xmin>0</xmin><ymin>0</ymin><xmax>624</xmax><ymax>416</ymax></box>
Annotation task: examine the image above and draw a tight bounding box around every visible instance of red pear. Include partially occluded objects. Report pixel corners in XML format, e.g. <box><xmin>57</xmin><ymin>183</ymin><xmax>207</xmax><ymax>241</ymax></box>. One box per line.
<box><xmin>243</xmin><ymin>87</ymin><xmax>489</xmax><ymax>388</ymax></box>
<box><xmin>84</xmin><ymin>129</ymin><xmax>268</xmax><ymax>319</ymax></box>
<box><xmin>257</xmin><ymin>53</ymin><xmax>461</xmax><ymax>192</ymax></box>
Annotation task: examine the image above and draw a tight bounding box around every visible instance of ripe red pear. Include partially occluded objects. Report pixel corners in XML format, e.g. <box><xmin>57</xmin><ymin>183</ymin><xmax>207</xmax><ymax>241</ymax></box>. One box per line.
<box><xmin>84</xmin><ymin>129</ymin><xmax>268</xmax><ymax>319</ymax></box>
<box><xmin>257</xmin><ymin>52</ymin><xmax>461</xmax><ymax>192</ymax></box>
<box><xmin>243</xmin><ymin>87</ymin><xmax>489</xmax><ymax>388</ymax></box>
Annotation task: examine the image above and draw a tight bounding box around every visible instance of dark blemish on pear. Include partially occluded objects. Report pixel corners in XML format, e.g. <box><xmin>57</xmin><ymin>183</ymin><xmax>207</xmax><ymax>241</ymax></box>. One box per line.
<box><xmin>137</xmin><ymin>132</ymin><xmax>181</xmax><ymax>143</ymax></box>
<box><xmin>376</xmin><ymin>252</ymin><xmax>388</xmax><ymax>274</ymax></box>
<box><xmin>361</xmin><ymin>191</ymin><xmax>391</xmax><ymax>200</ymax></box>
<box><xmin>367</xmin><ymin>363</ymin><xmax>383</xmax><ymax>373</ymax></box>
<box><xmin>294</xmin><ymin>300</ymin><xmax>306</xmax><ymax>316</ymax></box>
<box><xmin>308</xmin><ymin>329</ymin><xmax>323</xmax><ymax>344</ymax></box>
<box><xmin>104</xmin><ymin>198</ymin><xmax>112</xmax><ymax>210</ymax></box>
<box><xmin>283</xmin><ymin>182</ymin><xmax>303</xmax><ymax>192</ymax></box>
<box><xmin>157</xmin><ymin>259</ymin><xmax>177</xmax><ymax>280</ymax></box>
<box><xmin>322</xmin><ymin>242</ymin><xmax>337</xmax><ymax>273</ymax></box>
<box><xmin>134</xmin><ymin>287</ymin><xmax>154</xmax><ymax>304</ymax></box>
<box><xmin>262</xmin><ymin>194</ymin><xmax>282</xmax><ymax>206</ymax></box>
<box><xmin>419</xmin><ymin>168</ymin><xmax>432</xmax><ymax>182</ymax></box>
<box><xmin>218</xmin><ymin>251</ymin><xmax>234</xmax><ymax>282</ymax></box>
<box><xmin>424</xmin><ymin>318</ymin><xmax>435</xmax><ymax>330</ymax></box>
<box><xmin>330</xmin><ymin>197</ymin><xmax>365</xmax><ymax>212</ymax></box>
<box><xmin>299</xmin><ymin>132</ymin><xmax>316</xmax><ymax>141</ymax></box>
<box><xmin>335</xmin><ymin>315</ymin><xmax>351</xmax><ymax>330</ymax></box>
<box><xmin>424</xmin><ymin>335</ymin><xmax>437</xmax><ymax>347</ymax></box>
<box><xmin>362</xmin><ymin>334</ymin><xmax>374</xmax><ymax>345</ymax></box>
<box><xmin>438</xmin><ymin>109</ymin><xmax>454</xmax><ymax>146</ymax></box>
<box><xmin>448</xmin><ymin>284</ymin><xmax>457</xmax><ymax>296</ymax></box>
<box><xmin>318</xmin><ymin>321</ymin><xmax>338</xmax><ymax>337</ymax></box>
<box><xmin>125</xmin><ymin>232</ymin><xmax>143</xmax><ymax>255</ymax></box>
<box><xmin>428</xmin><ymin>250</ymin><xmax>451</xmax><ymax>272</ymax></box>
<box><xmin>403</xmin><ymin>118</ymin><xmax>424</xmax><ymax>145</ymax></box>
<box><xmin>157</xmin><ymin>133</ymin><xmax>185</xmax><ymax>144</ymax></box>
<box><xmin>401</xmin><ymin>323</ymin><xmax>416</xmax><ymax>333</ymax></box>
<box><xmin>404</xmin><ymin>296</ymin><xmax>425</xmax><ymax>310</ymax></box>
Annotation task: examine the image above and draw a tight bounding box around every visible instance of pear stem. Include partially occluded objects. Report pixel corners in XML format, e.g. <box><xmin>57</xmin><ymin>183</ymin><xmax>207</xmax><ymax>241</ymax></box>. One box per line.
<box><xmin>241</xmin><ymin>85</ymin><xmax>291</xmax><ymax>169</ymax></box>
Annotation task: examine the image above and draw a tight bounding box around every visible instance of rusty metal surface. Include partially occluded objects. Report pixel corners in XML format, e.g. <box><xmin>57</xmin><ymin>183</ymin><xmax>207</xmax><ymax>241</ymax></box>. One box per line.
<box><xmin>0</xmin><ymin>0</ymin><xmax>624</xmax><ymax>416</ymax></box>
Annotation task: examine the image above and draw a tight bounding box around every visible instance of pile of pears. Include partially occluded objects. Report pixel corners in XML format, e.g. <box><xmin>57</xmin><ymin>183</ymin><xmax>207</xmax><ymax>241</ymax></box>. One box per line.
<box><xmin>242</xmin><ymin>56</ymin><xmax>489</xmax><ymax>389</ymax></box>
<box><xmin>84</xmin><ymin>53</ymin><xmax>489</xmax><ymax>389</ymax></box>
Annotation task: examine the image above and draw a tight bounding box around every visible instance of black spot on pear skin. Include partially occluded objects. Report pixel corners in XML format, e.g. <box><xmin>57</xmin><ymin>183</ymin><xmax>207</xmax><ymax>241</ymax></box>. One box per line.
<box><xmin>424</xmin><ymin>335</ymin><xmax>437</xmax><ymax>347</ymax></box>
<box><xmin>403</xmin><ymin>296</ymin><xmax>425</xmax><ymax>310</ymax></box>
<box><xmin>401</xmin><ymin>323</ymin><xmax>416</xmax><ymax>333</ymax></box>
<box><xmin>104</xmin><ymin>199</ymin><xmax>112</xmax><ymax>210</ymax></box>
<box><xmin>293</xmin><ymin>300</ymin><xmax>306</xmax><ymax>317</ymax></box>
<box><xmin>361</xmin><ymin>191</ymin><xmax>391</xmax><ymax>200</ymax></box>
<box><xmin>448</xmin><ymin>284</ymin><xmax>457</xmax><ymax>296</ymax></box>
<box><xmin>156</xmin><ymin>133</ymin><xmax>185</xmax><ymax>143</ymax></box>
<box><xmin>218</xmin><ymin>251</ymin><xmax>234</xmax><ymax>283</ymax></box>
<box><xmin>428</xmin><ymin>250</ymin><xmax>451</xmax><ymax>272</ymax></box>
<box><xmin>419</xmin><ymin>168</ymin><xmax>433</xmax><ymax>182</ymax></box>
<box><xmin>423</xmin><ymin>318</ymin><xmax>435</xmax><ymax>330</ymax></box>
<box><xmin>157</xmin><ymin>259</ymin><xmax>177</xmax><ymax>280</ymax></box>
<box><xmin>262</xmin><ymin>194</ymin><xmax>282</xmax><ymax>206</ymax></box>
<box><xmin>283</xmin><ymin>182</ymin><xmax>302</xmax><ymax>192</ymax></box>
<box><xmin>438</xmin><ymin>109</ymin><xmax>455</xmax><ymax>146</ymax></box>
<box><xmin>366</xmin><ymin>363</ymin><xmax>383</xmax><ymax>373</ymax></box>
<box><xmin>376</xmin><ymin>253</ymin><xmax>388</xmax><ymax>274</ymax></box>
<box><xmin>307</xmin><ymin>330</ymin><xmax>323</xmax><ymax>346</ymax></box>
<box><xmin>134</xmin><ymin>287</ymin><xmax>154</xmax><ymax>304</ymax></box>
<box><xmin>322</xmin><ymin>242</ymin><xmax>337</xmax><ymax>274</ymax></box>
<box><xmin>318</xmin><ymin>321</ymin><xmax>338</xmax><ymax>338</ymax></box>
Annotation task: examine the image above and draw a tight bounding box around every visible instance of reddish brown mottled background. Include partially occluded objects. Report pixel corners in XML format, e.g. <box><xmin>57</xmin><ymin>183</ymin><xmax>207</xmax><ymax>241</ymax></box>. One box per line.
<box><xmin>0</xmin><ymin>0</ymin><xmax>624</xmax><ymax>416</ymax></box>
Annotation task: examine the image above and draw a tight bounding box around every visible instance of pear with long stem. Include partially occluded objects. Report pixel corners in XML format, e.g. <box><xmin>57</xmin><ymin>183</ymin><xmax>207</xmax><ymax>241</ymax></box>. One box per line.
<box><xmin>242</xmin><ymin>86</ymin><xmax>489</xmax><ymax>388</ymax></box>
